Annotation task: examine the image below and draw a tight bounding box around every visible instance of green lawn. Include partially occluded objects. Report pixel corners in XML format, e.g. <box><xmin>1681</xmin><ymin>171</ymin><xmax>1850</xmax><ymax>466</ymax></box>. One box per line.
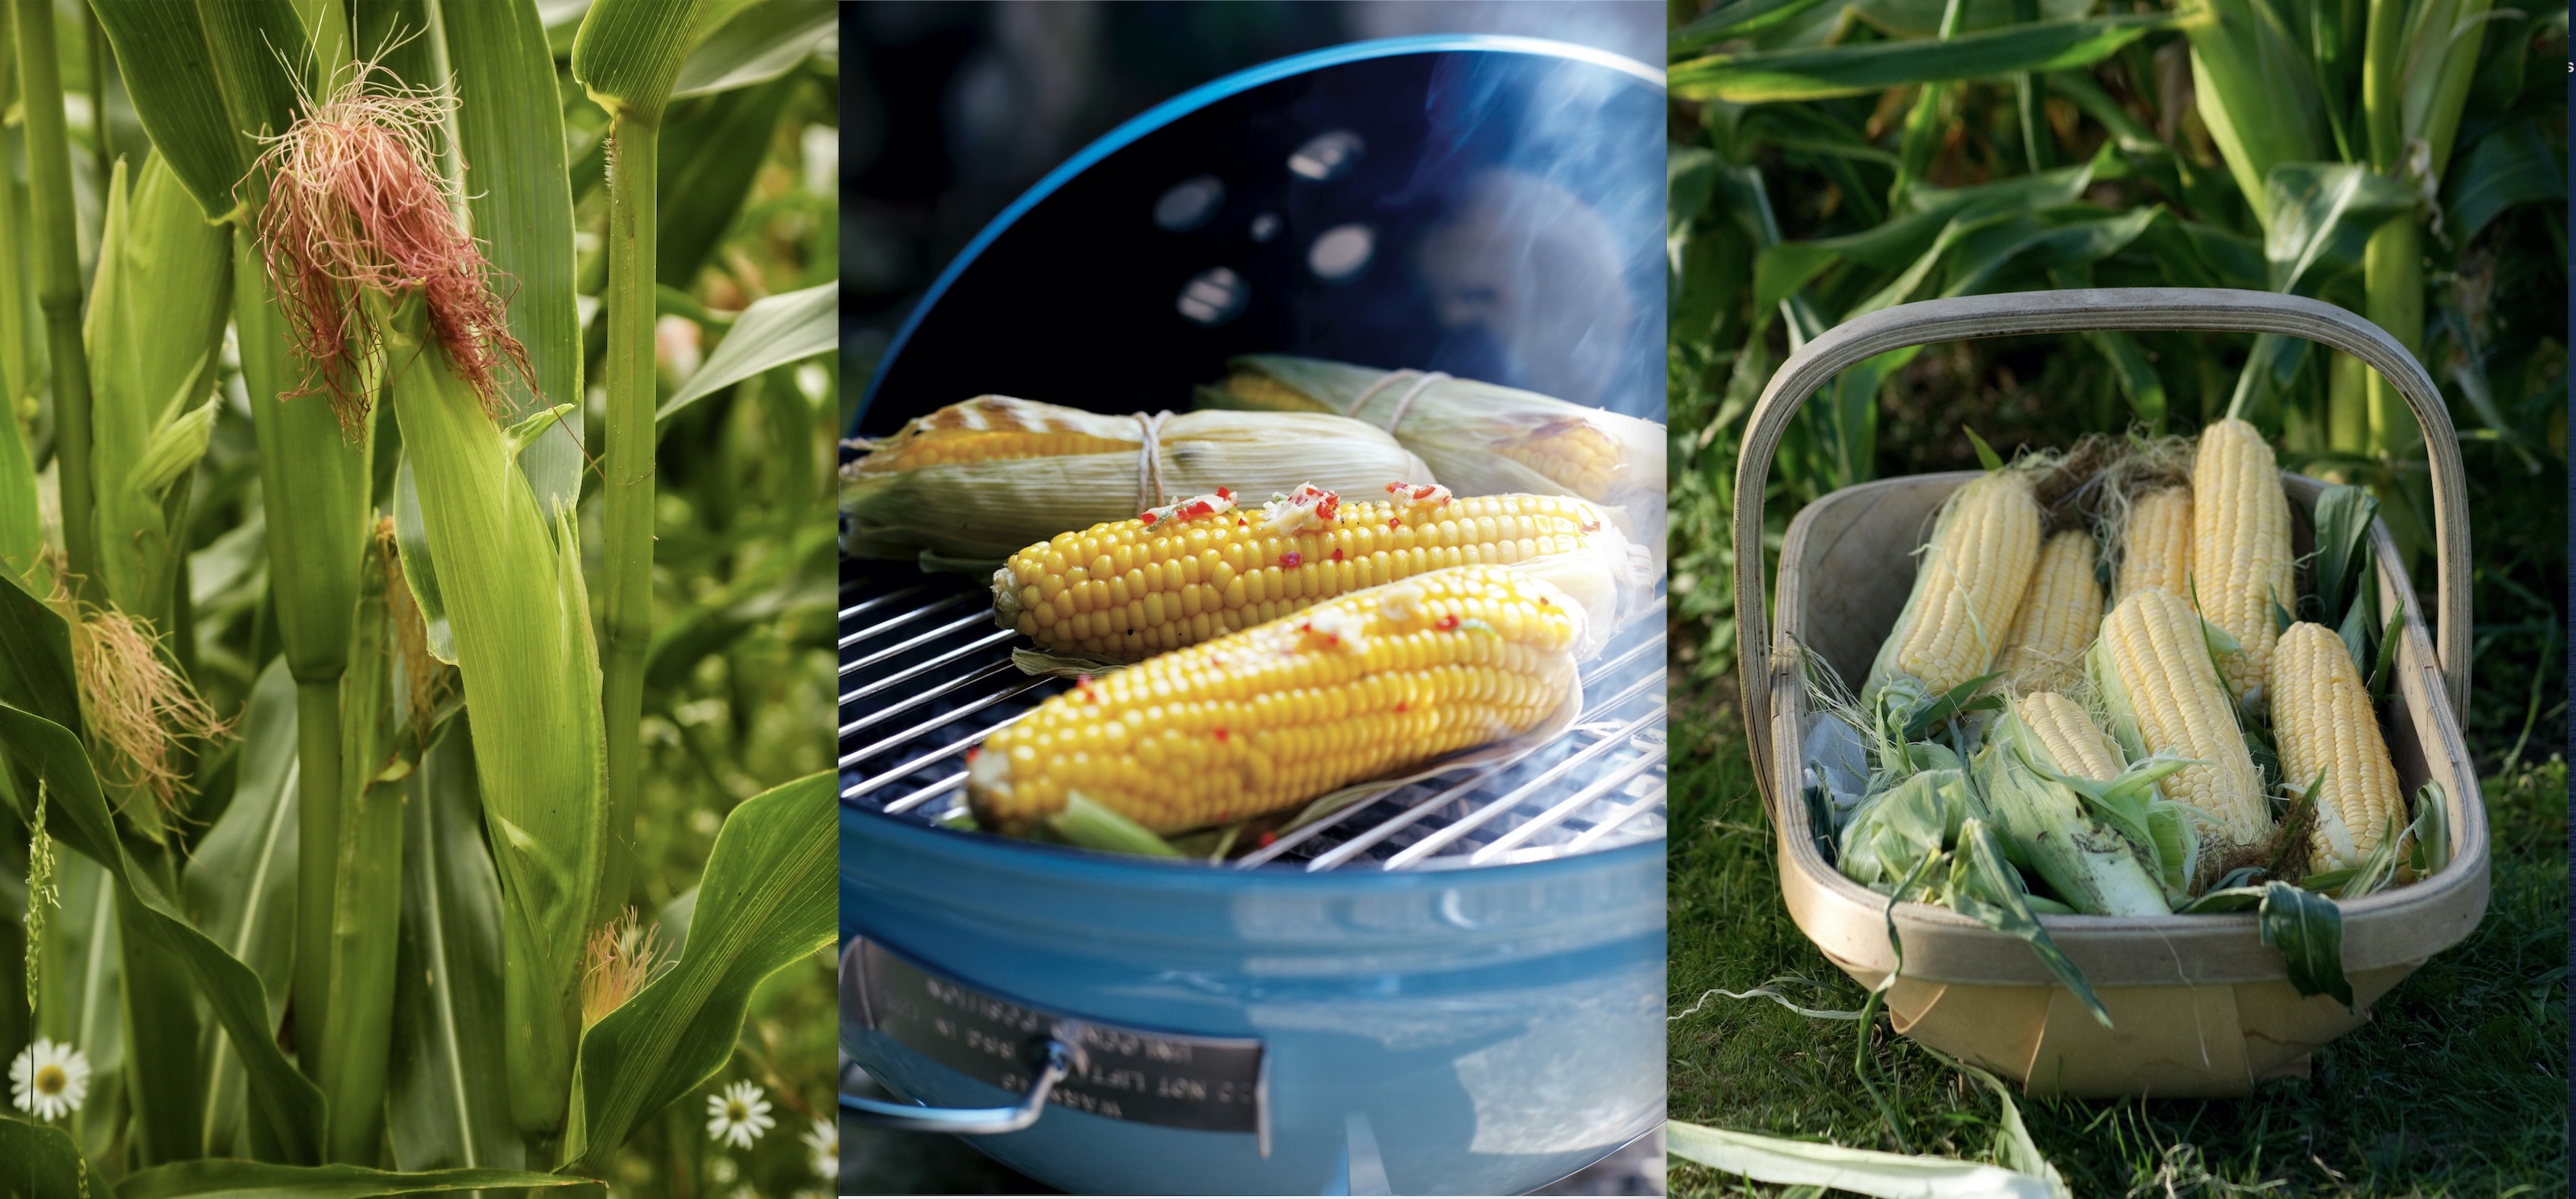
<box><xmin>1666</xmin><ymin>694</ymin><xmax>2569</xmax><ymax>1197</ymax></box>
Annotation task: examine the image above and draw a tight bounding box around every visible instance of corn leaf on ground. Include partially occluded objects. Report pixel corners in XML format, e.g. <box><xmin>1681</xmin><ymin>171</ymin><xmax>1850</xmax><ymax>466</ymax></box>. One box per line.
<box><xmin>842</xmin><ymin>397</ymin><xmax>1431</xmax><ymax>560</ymax></box>
<box><xmin>991</xmin><ymin>484</ymin><xmax>1629</xmax><ymax>662</ymax></box>
<box><xmin>966</xmin><ymin>564</ymin><xmax>1583</xmax><ymax>837</ymax></box>
<box><xmin>2269</xmin><ymin>621</ymin><xmax>2406</xmax><ymax>872</ymax></box>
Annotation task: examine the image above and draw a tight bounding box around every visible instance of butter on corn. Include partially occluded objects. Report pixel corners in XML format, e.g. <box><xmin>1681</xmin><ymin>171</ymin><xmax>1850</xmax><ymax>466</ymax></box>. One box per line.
<box><xmin>967</xmin><ymin>564</ymin><xmax>1582</xmax><ymax>836</ymax></box>
<box><xmin>841</xmin><ymin>395</ymin><xmax>1431</xmax><ymax>560</ymax></box>
<box><xmin>993</xmin><ymin>483</ymin><xmax>1634</xmax><ymax>662</ymax></box>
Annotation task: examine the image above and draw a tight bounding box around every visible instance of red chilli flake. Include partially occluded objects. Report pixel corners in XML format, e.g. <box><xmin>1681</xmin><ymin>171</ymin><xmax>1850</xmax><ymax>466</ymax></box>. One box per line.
<box><xmin>1279</xmin><ymin>551</ymin><xmax>1302</xmax><ymax>568</ymax></box>
<box><xmin>1330</xmin><ymin>548</ymin><xmax>1344</xmax><ymax>562</ymax></box>
<box><xmin>252</xmin><ymin>63</ymin><xmax>530</xmax><ymax>435</ymax></box>
<box><xmin>1393</xmin><ymin>701</ymin><xmax>1408</xmax><ymax>713</ymax></box>
<box><xmin>1412</xmin><ymin>485</ymin><xmax>1438</xmax><ymax>500</ymax></box>
<box><xmin>1435</xmin><ymin>614</ymin><xmax>1461</xmax><ymax>631</ymax></box>
<box><xmin>1257</xmin><ymin>830</ymin><xmax>1278</xmax><ymax>848</ymax></box>
<box><xmin>1216</xmin><ymin>486</ymin><xmax>1233</xmax><ymax>500</ymax></box>
<box><xmin>1138</xmin><ymin>511</ymin><xmax>1158</xmax><ymax>525</ymax></box>
<box><xmin>1213</xmin><ymin>728</ymin><xmax>1229</xmax><ymax>742</ymax></box>
<box><xmin>1388</xmin><ymin>516</ymin><xmax>1403</xmax><ymax>529</ymax></box>
<box><xmin>964</xmin><ymin>747</ymin><xmax>980</xmax><ymax>762</ymax></box>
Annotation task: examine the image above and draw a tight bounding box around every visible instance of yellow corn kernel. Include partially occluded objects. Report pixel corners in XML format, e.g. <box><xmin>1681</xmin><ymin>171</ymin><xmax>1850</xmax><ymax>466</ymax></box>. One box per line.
<box><xmin>993</xmin><ymin>490</ymin><xmax>1611</xmax><ymax>661</ymax></box>
<box><xmin>2116</xmin><ymin>484</ymin><xmax>2193</xmax><ymax>601</ymax></box>
<box><xmin>2268</xmin><ymin>622</ymin><xmax>2405</xmax><ymax>872</ymax></box>
<box><xmin>1996</xmin><ymin>530</ymin><xmax>2103</xmax><ymax>695</ymax></box>
<box><xmin>2017</xmin><ymin>689</ymin><xmax>2124</xmax><ymax>781</ymax></box>
<box><xmin>2190</xmin><ymin>420</ymin><xmax>2293</xmax><ymax>706</ymax></box>
<box><xmin>1868</xmin><ymin>471</ymin><xmax>2041</xmax><ymax>700</ymax></box>
<box><xmin>2093</xmin><ymin>589</ymin><xmax>2271</xmax><ymax>854</ymax></box>
<box><xmin>967</xmin><ymin>564</ymin><xmax>1579</xmax><ymax>834</ymax></box>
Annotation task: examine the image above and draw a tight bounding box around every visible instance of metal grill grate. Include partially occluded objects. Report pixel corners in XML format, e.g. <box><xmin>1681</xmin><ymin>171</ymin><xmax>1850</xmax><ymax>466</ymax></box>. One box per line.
<box><xmin>840</xmin><ymin>565</ymin><xmax>1665</xmax><ymax>871</ymax></box>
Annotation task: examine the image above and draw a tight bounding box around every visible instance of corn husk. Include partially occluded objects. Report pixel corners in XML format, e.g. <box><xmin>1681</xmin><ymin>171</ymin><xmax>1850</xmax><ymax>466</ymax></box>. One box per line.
<box><xmin>1193</xmin><ymin>355</ymin><xmax>1666</xmax><ymax>549</ymax></box>
<box><xmin>841</xmin><ymin>395</ymin><xmax>1432</xmax><ymax>561</ymax></box>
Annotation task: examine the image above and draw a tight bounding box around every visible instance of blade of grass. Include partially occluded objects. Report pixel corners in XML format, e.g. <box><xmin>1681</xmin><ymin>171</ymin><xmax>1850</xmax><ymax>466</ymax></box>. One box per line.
<box><xmin>114</xmin><ymin>1161</ymin><xmax>599</xmax><ymax>1199</ymax></box>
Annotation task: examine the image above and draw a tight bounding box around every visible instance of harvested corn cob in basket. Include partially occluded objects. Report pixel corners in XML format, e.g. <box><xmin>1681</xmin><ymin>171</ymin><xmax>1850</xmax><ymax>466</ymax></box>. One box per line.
<box><xmin>1738</xmin><ymin>289</ymin><xmax>2487</xmax><ymax>1097</ymax></box>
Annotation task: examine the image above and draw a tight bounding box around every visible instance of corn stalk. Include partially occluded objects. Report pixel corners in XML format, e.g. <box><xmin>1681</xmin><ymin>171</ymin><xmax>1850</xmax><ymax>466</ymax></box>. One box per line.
<box><xmin>572</xmin><ymin>0</ymin><xmax>707</xmax><ymax>936</ymax></box>
<box><xmin>17</xmin><ymin>0</ymin><xmax>96</xmax><ymax>601</ymax></box>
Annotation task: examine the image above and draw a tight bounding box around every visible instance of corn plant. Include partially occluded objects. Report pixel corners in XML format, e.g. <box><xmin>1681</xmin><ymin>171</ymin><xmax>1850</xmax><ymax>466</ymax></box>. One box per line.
<box><xmin>0</xmin><ymin>1</ymin><xmax>840</xmax><ymax>1193</ymax></box>
<box><xmin>1664</xmin><ymin>0</ymin><xmax>2563</xmax><ymax>681</ymax></box>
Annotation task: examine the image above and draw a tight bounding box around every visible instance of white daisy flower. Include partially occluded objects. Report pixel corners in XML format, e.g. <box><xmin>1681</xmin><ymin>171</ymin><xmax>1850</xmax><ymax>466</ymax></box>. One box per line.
<box><xmin>704</xmin><ymin>1080</ymin><xmax>774</xmax><ymax>1149</ymax></box>
<box><xmin>708</xmin><ymin>1157</ymin><xmax>738</xmax><ymax>1185</ymax></box>
<box><xmin>9</xmin><ymin>1037</ymin><xmax>91</xmax><ymax>1121</ymax></box>
<box><xmin>802</xmin><ymin>1114</ymin><xmax>838</xmax><ymax>1179</ymax></box>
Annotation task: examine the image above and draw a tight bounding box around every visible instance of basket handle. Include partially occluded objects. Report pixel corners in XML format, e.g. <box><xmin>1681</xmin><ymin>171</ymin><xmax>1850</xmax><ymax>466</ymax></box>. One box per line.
<box><xmin>1730</xmin><ymin>288</ymin><xmax>2470</xmax><ymax>805</ymax></box>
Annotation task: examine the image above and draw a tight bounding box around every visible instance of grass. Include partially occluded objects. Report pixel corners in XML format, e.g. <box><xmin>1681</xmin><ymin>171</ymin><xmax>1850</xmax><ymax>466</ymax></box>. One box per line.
<box><xmin>1666</xmin><ymin>689</ymin><xmax>2569</xmax><ymax>1197</ymax></box>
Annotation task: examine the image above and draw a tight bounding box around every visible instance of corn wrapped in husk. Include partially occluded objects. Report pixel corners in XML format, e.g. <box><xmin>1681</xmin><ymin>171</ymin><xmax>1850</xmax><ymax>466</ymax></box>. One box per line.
<box><xmin>840</xmin><ymin>395</ymin><xmax>1434</xmax><ymax>562</ymax></box>
<box><xmin>1193</xmin><ymin>355</ymin><xmax>1666</xmax><ymax>547</ymax></box>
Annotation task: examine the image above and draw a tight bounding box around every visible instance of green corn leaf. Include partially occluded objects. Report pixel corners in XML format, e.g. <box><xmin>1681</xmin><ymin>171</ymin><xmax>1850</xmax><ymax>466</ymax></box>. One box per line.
<box><xmin>2262</xmin><ymin>162</ymin><xmax>2418</xmax><ymax>296</ymax></box>
<box><xmin>2258</xmin><ymin>880</ymin><xmax>2352</xmax><ymax>1008</ymax></box>
<box><xmin>570</xmin><ymin>0</ymin><xmax>709</xmax><ymax>124</ymax></box>
<box><xmin>1049</xmin><ymin>792</ymin><xmax>1188</xmax><ymax>858</ymax></box>
<box><xmin>386</xmin><ymin>717</ymin><xmax>525</xmax><ymax>1173</ymax></box>
<box><xmin>655</xmin><ymin>73</ymin><xmax>797</xmax><ymax>288</ymax></box>
<box><xmin>1665</xmin><ymin>1119</ymin><xmax>2062</xmax><ymax>1198</ymax></box>
<box><xmin>0</xmin><ymin>1116</ymin><xmax>110</xmax><ymax>1199</ymax></box>
<box><xmin>2180</xmin><ymin>0</ymin><xmax>2334</xmax><ymax>225</ymax></box>
<box><xmin>564</xmin><ymin>770</ymin><xmax>831</xmax><ymax>1168</ymax></box>
<box><xmin>85</xmin><ymin>2</ymin><xmax>254</xmax><ymax>218</ymax></box>
<box><xmin>129</xmin><ymin>392</ymin><xmax>220</xmax><ymax>501</ymax></box>
<box><xmin>1670</xmin><ymin>0</ymin><xmax>1842</xmax><ymax>52</ymax></box>
<box><xmin>1672</xmin><ymin>14</ymin><xmax>2169</xmax><ymax>102</ymax></box>
<box><xmin>0</xmin><ymin>347</ymin><xmax>35</xmax><ymax>585</ymax></box>
<box><xmin>2310</xmin><ymin>482</ymin><xmax>2378</xmax><ymax>625</ymax></box>
<box><xmin>2366</xmin><ymin>607</ymin><xmax>2401</xmax><ymax>703</ymax></box>
<box><xmin>0</xmin><ymin>700</ymin><xmax>324</xmax><ymax>1162</ymax></box>
<box><xmin>1963</xmin><ymin>426</ymin><xmax>2004</xmax><ymax>473</ymax></box>
<box><xmin>1943</xmin><ymin>819</ymin><xmax>2111</xmax><ymax>1027</ymax></box>
<box><xmin>0</xmin><ymin>567</ymin><xmax>80</xmax><ymax>735</ymax></box>
<box><xmin>2084</xmin><ymin>328</ymin><xmax>2169</xmax><ymax>428</ymax></box>
<box><xmin>654</xmin><ymin>281</ymin><xmax>834</xmax><ymax>424</ymax></box>
<box><xmin>670</xmin><ymin>0</ymin><xmax>832</xmax><ymax>98</ymax></box>
<box><xmin>444</xmin><ymin>0</ymin><xmax>588</xmax><ymax>519</ymax></box>
<box><xmin>2442</xmin><ymin>116</ymin><xmax>2565</xmax><ymax>246</ymax></box>
<box><xmin>182</xmin><ymin>659</ymin><xmax>300</xmax><ymax>1157</ymax></box>
<box><xmin>196</xmin><ymin>0</ymin><xmax>317</xmax><ymax>146</ymax></box>
<box><xmin>390</xmin><ymin>458</ymin><xmax>456</xmax><ymax>666</ymax></box>
<box><xmin>2403</xmin><ymin>781</ymin><xmax>2449</xmax><ymax>876</ymax></box>
<box><xmin>116</xmin><ymin>1161</ymin><xmax>599</xmax><ymax>1199</ymax></box>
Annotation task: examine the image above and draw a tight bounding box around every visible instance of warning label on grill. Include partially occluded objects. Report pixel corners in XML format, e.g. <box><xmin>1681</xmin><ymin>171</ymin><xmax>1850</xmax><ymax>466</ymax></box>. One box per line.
<box><xmin>849</xmin><ymin>938</ymin><xmax>1266</xmax><ymax>1136</ymax></box>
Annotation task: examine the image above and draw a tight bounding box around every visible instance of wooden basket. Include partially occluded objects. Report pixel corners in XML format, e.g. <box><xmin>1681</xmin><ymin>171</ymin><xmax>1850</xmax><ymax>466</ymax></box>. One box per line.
<box><xmin>1729</xmin><ymin>289</ymin><xmax>2489</xmax><ymax>1097</ymax></box>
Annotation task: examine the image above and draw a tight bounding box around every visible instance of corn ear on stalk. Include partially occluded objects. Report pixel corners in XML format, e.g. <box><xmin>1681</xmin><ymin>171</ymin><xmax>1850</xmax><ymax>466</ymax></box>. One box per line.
<box><xmin>1976</xmin><ymin>711</ymin><xmax>2170</xmax><ymax>916</ymax></box>
<box><xmin>2115</xmin><ymin>485</ymin><xmax>2194</xmax><ymax>601</ymax></box>
<box><xmin>1863</xmin><ymin>470</ymin><xmax>2041</xmax><ymax>704</ymax></box>
<box><xmin>2089</xmin><ymin>589</ymin><xmax>2271</xmax><ymax>870</ymax></box>
<box><xmin>2268</xmin><ymin>622</ymin><xmax>2405</xmax><ymax>872</ymax></box>
<box><xmin>1996</xmin><ymin>530</ymin><xmax>2103</xmax><ymax>695</ymax></box>
<box><xmin>841</xmin><ymin>396</ymin><xmax>1431</xmax><ymax>560</ymax></box>
<box><xmin>993</xmin><ymin>483</ymin><xmax>1641</xmax><ymax>662</ymax></box>
<box><xmin>2190</xmin><ymin>419</ymin><xmax>2293</xmax><ymax>706</ymax></box>
<box><xmin>967</xmin><ymin>564</ymin><xmax>1582</xmax><ymax>836</ymax></box>
<box><xmin>1195</xmin><ymin>355</ymin><xmax>1665</xmax><ymax>548</ymax></box>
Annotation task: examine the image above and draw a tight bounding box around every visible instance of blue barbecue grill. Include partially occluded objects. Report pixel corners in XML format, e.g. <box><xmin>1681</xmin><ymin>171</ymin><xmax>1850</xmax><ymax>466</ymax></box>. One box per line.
<box><xmin>841</xmin><ymin>35</ymin><xmax>1667</xmax><ymax>1195</ymax></box>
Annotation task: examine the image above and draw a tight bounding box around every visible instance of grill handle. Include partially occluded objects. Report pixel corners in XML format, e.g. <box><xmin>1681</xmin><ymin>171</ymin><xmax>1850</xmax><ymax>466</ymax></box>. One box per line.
<box><xmin>840</xmin><ymin>1037</ymin><xmax>1075</xmax><ymax>1135</ymax></box>
<box><xmin>1730</xmin><ymin>287</ymin><xmax>2469</xmax><ymax>810</ymax></box>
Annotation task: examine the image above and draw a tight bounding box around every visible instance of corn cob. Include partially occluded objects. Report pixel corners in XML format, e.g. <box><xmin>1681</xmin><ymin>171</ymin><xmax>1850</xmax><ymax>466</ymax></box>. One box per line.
<box><xmin>2190</xmin><ymin>420</ymin><xmax>2293</xmax><ymax>706</ymax></box>
<box><xmin>842</xmin><ymin>397</ymin><xmax>1433</xmax><ymax>560</ymax></box>
<box><xmin>1996</xmin><ymin>530</ymin><xmax>2103</xmax><ymax>695</ymax></box>
<box><xmin>2089</xmin><ymin>589</ymin><xmax>2271</xmax><ymax>860</ymax></box>
<box><xmin>967</xmin><ymin>564</ymin><xmax>1579</xmax><ymax>836</ymax></box>
<box><xmin>1863</xmin><ymin>470</ymin><xmax>2041</xmax><ymax>703</ymax></box>
<box><xmin>2268</xmin><ymin>622</ymin><xmax>2405</xmax><ymax>872</ymax></box>
<box><xmin>2015</xmin><ymin>689</ymin><xmax>2125</xmax><ymax>780</ymax></box>
<box><xmin>993</xmin><ymin>484</ymin><xmax>1619</xmax><ymax>661</ymax></box>
<box><xmin>2115</xmin><ymin>484</ymin><xmax>2194</xmax><ymax>601</ymax></box>
<box><xmin>1977</xmin><ymin>711</ymin><xmax>2170</xmax><ymax>916</ymax></box>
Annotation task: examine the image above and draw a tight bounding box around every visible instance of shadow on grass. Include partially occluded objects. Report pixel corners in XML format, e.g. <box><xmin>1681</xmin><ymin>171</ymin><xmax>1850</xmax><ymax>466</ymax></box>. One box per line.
<box><xmin>1666</xmin><ymin>693</ymin><xmax>2568</xmax><ymax>1197</ymax></box>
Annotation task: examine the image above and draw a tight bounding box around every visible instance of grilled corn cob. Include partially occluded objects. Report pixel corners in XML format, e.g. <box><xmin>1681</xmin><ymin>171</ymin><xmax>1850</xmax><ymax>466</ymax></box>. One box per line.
<box><xmin>1863</xmin><ymin>470</ymin><xmax>2041</xmax><ymax>703</ymax></box>
<box><xmin>1996</xmin><ymin>530</ymin><xmax>2103</xmax><ymax>695</ymax></box>
<box><xmin>993</xmin><ymin>483</ymin><xmax>1624</xmax><ymax>662</ymax></box>
<box><xmin>2190</xmin><ymin>420</ymin><xmax>2293</xmax><ymax>706</ymax></box>
<box><xmin>967</xmin><ymin>564</ymin><xmax>1581</xmax><ymax>836</ymax></box>
<box><xmin>2115</xmin><ymin>484</ymin><xmax>2194</xmax><ymax>601</ymax></box>
<box><xmin>2268</xmin><ymin>622</ymin><xmax>2405</xmax><ymax>872</ymax></box>
<box><xmin>842</xmin><ymin>396</ymin><xmax>1432</xmax><ymax>560</ymax></box>
<box><xmin>2089</xmin><ymin>589</ymin><xmax>2271</xmax><ymax>866</ymax></box>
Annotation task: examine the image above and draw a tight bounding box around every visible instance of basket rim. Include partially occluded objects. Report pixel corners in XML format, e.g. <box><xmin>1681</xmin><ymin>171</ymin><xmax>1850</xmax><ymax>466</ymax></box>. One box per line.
<box><xmin>1764</xmin><ymin>469</ymin><xmax>2491</xmax><ymax>989</ymax></box>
